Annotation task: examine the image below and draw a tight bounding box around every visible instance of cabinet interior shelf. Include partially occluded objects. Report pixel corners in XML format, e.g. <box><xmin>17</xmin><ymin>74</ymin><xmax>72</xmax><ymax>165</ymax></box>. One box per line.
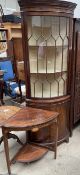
<box><xmin>30</xmin><ymin>71</ymin><xmax>67</xmax><ymax>74</ymax></box>
<box><xmin>29</xmin><ymin>45</ymin><xmax>68</xmax><ymax>47</ymax></box>
<box><xmin>0</xmin><ymin>29</ymin><xmax>7</xmax><ymax>31</ymax></box>
<box><xmin>0</xmin><ymin>40</ymin><xmax>7</xmax><ymax>42</ymax></box>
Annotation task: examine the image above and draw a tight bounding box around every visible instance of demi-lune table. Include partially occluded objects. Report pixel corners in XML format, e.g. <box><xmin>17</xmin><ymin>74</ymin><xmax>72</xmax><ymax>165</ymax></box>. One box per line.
<box><xmin>2</xmin><ymin>107</ymin><xmax>59</xmax><ymax>175</ymax></box>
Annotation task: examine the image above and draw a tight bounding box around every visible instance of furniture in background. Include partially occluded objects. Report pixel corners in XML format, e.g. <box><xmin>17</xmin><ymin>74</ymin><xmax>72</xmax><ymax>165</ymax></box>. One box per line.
<box><xmin>12</xmin><ymin>38</ymin><xmax>26</xmax><ymax>98</ymax></box>
<box><xmin>0</xmin><ymin>13</ymin><xmax>26</xmax><ymax>99</ymax></box>
<box><xmin>0</xmin><ymin>70</ymin><xmax>5</xmax><ymax>105</ymax></box>
<box><xmin>0</xmin><ymin>106</ymin><xmax>23</xmax><ymax>145</ymax></box>
<box><xmin>72</xmin><ymin>19</ymin><xmax>80</xmax><ymax>125</ymax></box>
<box><xmin>0</xmin><ymin>27</ymin><xmax>24</xmax><ymax>103</ymax></box>
<box><xmin>12</xmin><ymin>38</ymin><xmax>25</xmax><ymax>82</ymax></box>
<box><xmin>2</xmin><ymin>14</ymin><xmax>21</xmax><ymax>24</ymax></box>
<box><xmin>2</xmin><ymin>107</ymin><xmax>59</xmax><ymax>175</ymax></box>
<box><xmin>0</xmin><ymin>28</ymin><xmax>8</xmax><ymax>104</ymax></box>
<box><xmin>0</xmin><ymin>58</ymin><xmax>23</xmax><ymax>101</ymax></box>
<box><xmin>18</xmin><ymin>0</ymin><xmax>76</xmax><ymax>146</ymax></box>
<box><xmin>2</xmin><ymin>22</ymin><xmax>22</xmax><ymax>40</ymax></box>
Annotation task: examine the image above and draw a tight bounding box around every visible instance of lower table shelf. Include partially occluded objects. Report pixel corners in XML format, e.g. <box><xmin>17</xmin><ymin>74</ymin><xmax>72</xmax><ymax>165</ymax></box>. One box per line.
<box><xmin>12</xmin><ymin>144</ymin><xmax>48</xmax><ymax>163</ymax></box>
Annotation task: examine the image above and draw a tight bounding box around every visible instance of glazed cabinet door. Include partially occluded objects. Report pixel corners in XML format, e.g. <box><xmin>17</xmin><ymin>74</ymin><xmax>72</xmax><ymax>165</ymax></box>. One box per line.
<box><xmin>74</xmin><ymin>32</ymin><xmax>80</xmax><ymax>123</ymax></box>
<box><xmin>27</xmin><ymin>16</ymin><xmax>69</xmax><ymax>99</ymax></box>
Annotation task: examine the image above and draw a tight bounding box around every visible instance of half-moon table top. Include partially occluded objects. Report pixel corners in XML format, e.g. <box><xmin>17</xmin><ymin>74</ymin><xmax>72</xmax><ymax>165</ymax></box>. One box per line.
<box><xmin>2</xmin><ymin>107</ymin><xmax>59</xmax><ymax>130</ymax></box>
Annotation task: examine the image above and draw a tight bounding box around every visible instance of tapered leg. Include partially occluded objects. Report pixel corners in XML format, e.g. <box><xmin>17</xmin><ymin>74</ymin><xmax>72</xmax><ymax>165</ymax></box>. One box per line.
<box><xmin>0</xmin><ymin>135</ymin><xmax>3</xmax><ymax>144</ymax></box>
<box><xmin>2</xmin><ymin>127</ymin><xmax>11</xmax><ymax>175</ymax></box>
<box><xmin>54</xmin><ymin>121</ymin><xmax>58</xmax><ymax>159</ymax></box>
<box><xmin>0</xmin><ymin>80</ymin><xmax>5</xmax><ymax>105</ymax></box>
<box><xmin>18</xmin><ymin>80</ymin><xmax>22</xmax><ymax>102</ymax></box>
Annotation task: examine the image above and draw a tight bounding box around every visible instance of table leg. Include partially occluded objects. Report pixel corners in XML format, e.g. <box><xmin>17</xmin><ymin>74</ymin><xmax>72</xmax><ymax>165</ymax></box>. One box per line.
<box><xmin>2</xmin><ymin>127</ymin><xmax>11</xmax><ymax>175</ymax></box>
<box><xmin>0</xmin><ymin>80</ymin><xmax>5</xmax><ymax>105</ymax></box>
<box><xmin>54</xmin><ymin>121</ymin><xmax>58</xmax><ymax>159</ymax></box>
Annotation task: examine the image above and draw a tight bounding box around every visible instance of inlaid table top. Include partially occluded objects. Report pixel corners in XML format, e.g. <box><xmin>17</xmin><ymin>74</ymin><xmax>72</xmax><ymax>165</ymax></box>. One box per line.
<box><xmin>3</xmin><ymin>107</ymin><xmax>59</xmax><ymax>129</ymax></box>
<box><xmin>0</xmin><ymin>106</ymin><xmax>20</xmax><ymax>126</ymax></box>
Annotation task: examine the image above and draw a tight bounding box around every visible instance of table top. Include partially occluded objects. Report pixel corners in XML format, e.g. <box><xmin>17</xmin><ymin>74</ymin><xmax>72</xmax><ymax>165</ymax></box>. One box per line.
<box><xmin>0</xmin><ymin>106</ymin><xmax>20</xmax><ymax>126</ymax></box>
<box><xmin>3</xmin><ymin>107</ymin><xmax>59</xmax><ymax>129</ymax></box>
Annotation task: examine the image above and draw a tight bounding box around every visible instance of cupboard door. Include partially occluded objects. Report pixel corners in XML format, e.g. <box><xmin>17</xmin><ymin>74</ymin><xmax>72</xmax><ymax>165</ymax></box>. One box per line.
<box><xmin>27</xmin><ymin>16</ymin><xmax>69</xmax><ymax>98</ymax></box>
<box><xmin>74</xmin><ymin>32</ymin><xmax>80</xmax><ymax>123</ymax></box>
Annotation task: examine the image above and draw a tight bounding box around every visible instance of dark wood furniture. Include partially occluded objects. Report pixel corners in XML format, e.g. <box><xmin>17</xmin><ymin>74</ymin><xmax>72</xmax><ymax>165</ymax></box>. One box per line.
<box><xmin>18</xmin><ymin>0</ymin><xmax>76</xmax><ymax>143</ymax></box>
<box><xmin>0</xmin><ymin>29</ymin><xmax>11</xmax><ymax>103</ymax></box>
<box><xmin>0</xmin><ymin>28</ymin><xmax>23</xmax><ymax>103</ymax></box>
<box><xmin>72</xmin><ymin>19</ymin><xmax>80</xmax><ymax>125</ymax></box>
<box><xmin>0</xmin><ymin>106</ymin><xmax>23</xmax><ymax>145</ymax></box>
<box><xmin>0</xmin><ymin>57</ymin><xmax>23</xmax><ymax>103</ymax></box>
<box><xmin>12</xmin><ymin>37</ymin><xmax>25</xmax><ymax>81</ymax></box>
<box><xmin>0</xmin><ymin>70</ymin><xmax>5</xmax><ymax>105</ymax></box>
<box><xmin>2</xmin><ymin>107</ymin><xmax>59</xmax><ymax>175</ymax></box>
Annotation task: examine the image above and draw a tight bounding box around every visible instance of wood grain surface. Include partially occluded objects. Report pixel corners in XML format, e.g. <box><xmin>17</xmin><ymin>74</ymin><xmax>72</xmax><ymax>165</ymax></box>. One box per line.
<box><xmin>3</xmin><ymin>107</ymin><xmax>59</xmax><ymax>129</ymax></box>
<box><xmin>0</xmin><ymin>106</ymin><xmax>20</xmax><ymax>126</ymax></box>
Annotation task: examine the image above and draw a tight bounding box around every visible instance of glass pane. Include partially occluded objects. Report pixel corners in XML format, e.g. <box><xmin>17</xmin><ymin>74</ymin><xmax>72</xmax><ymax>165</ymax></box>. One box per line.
<box><xmin>27</xmin><ymin>16</ymin><xmax>69</xmax><ymax>98</ymax></box>
<box><xmin>29</xmin><ymin>47</ymin><xmax>37</xmax><ymax>73</ymax></box>
<box><xmin>52</xmin><ymin>17</ymin><xmax>59</xmax><ymax>40</ymax></box>
<box><xmin>60</xmin><ymin>17</ymin><xmax>67</xmax><ymax>39</ymax></box>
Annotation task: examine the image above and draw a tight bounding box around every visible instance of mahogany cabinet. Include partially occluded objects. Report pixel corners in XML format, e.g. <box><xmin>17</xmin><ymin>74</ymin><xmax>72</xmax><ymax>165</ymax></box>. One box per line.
<box><xmin>18</xmin><ymin>0</ymin><xmax>76</xmax><ymax>143</ymax></box>
<box><xmin>73</xmin><ymin>19</ymin><xmax>80</xmax><ymax>124</ymax></box>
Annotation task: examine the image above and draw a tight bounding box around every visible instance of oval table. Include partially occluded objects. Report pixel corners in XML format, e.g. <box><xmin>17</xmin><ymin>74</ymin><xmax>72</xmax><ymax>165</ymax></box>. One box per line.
<box><xmin>2</xmin><ymin>107</ymin><xmax>59</xmax><ymax>175</ymax></box>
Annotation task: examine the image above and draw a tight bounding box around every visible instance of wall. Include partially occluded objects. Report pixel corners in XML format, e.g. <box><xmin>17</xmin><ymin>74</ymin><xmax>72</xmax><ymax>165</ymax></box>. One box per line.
<box><xmin>0</xmin><ymin>0</ymin><xmax>20</xmax><ymax>14</ymax></box>
<box><xmin>0</xmin><ymin>0</ymin><xmax>80</xmax><ymax>18</ymax></box>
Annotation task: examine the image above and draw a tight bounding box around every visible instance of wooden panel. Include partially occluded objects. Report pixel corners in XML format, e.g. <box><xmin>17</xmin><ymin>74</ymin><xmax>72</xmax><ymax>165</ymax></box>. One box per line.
<box><xmin>11</xmin><ymin>28</ymin><xmax>22</xmax><ymax>38</ymax></box>
<box><xmin>13</xmin><ymin>38</ymin><xmax>23</xmax><ymax>61</ymax></box>
<box><xmin>28</xmin><ymin>99</ymin><xmax>70</xmax><ymax>143</ymax></box>
<box><xmin>74</xmin><ymin>32</ymin><xmax>80</xmax><ymax>123</ymax></box>
<box><xmin>13</xmin><ymin>38</ymin><xmax>25</xmax><ymax>80</ymax></box>
<box><xmin>7</xmin><ymin>40</ymin><xmax>14</xmax><ymax>57</ymax></box>
<box><xmin>17</xmin><ymin>61</ymin><xmax>25</xmax><ymax>80</ymax></box>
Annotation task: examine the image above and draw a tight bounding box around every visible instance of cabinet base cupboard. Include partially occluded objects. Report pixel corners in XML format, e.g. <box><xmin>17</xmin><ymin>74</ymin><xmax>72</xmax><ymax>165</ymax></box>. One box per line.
<box><xmin>18</xmin><ymin>0</ymin><xmax>76</xmax><ymax>144</ymax></box>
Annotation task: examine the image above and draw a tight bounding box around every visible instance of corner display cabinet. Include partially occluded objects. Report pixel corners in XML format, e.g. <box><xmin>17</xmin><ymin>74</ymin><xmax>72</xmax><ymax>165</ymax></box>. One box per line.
<box><xmin>18</xmin><ymin>0</ymin><xmax>76</xmax><ymax>144</ymax></box>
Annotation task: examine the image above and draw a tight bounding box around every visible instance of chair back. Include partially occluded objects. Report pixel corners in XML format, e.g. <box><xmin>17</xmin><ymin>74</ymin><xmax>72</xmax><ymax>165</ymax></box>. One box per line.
<box><xmin>0</xmin><ymin>60</ymin><xmax>14</xmax><ymax>81</ymax></box>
